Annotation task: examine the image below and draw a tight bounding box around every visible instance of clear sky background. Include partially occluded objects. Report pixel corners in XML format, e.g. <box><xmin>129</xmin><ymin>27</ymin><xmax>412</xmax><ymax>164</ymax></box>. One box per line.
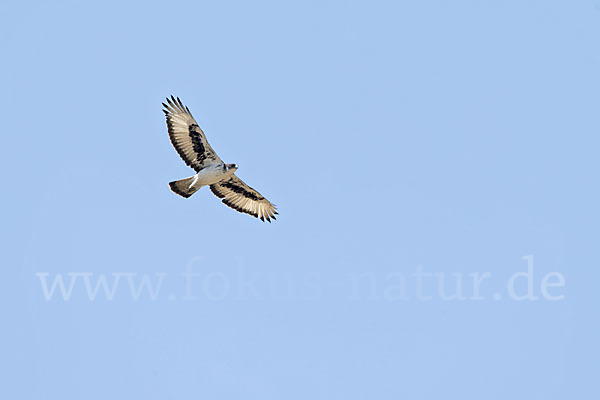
<box><xmin>1</xmin><ymin>0</ymin><xmax>598</xmax><ymax>399</ymax></box>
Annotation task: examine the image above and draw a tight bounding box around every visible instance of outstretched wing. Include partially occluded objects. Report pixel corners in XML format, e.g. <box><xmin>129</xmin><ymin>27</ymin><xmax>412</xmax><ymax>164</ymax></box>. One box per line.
<box><xmin>163</xmin><ymin>96</ymin><xmax>222</xmax><ymax>171</ymax></box>
<box><xmin>210</xmin><ymin>176</ymin><xmax>278</xmax><ymax>222</ymax></box>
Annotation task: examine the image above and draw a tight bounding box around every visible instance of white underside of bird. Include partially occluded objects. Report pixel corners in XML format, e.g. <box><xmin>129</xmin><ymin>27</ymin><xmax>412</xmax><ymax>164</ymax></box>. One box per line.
<box><xmin>186</xmin><ymin>164</ymin><xmax>235</xmax><ymax>190</ymax></box>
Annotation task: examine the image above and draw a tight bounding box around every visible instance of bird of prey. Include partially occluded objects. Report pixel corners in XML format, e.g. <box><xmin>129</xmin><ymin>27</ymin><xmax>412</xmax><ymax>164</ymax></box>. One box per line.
<box><xmin>163</xmin><ymin>96</ymin><xmax>277</xmax><ymax>222</ymax></box>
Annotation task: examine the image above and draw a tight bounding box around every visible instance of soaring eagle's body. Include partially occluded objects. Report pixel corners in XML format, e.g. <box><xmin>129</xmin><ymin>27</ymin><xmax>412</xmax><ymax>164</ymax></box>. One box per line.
<box><xmin>163</xmin><ymin>96</ymin><xmax>277</xmax><ymax>222</ymax></box>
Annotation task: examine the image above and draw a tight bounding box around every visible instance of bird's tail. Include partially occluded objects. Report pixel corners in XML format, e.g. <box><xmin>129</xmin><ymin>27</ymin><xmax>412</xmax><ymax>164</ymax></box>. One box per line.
<box><xmin>169</xmin><ymin>175</ymin><xmax>202</xmax><ymax>198</ymax></box>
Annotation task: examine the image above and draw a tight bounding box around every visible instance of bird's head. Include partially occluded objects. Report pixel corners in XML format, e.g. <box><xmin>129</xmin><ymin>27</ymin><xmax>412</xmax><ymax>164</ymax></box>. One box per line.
<box><xmin>225</xmin><ymin>163</ymin><xmax>239</xmax><ymax>172</ymax></box>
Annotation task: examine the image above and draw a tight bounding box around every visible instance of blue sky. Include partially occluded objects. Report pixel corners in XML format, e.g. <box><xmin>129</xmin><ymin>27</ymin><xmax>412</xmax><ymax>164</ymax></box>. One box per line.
<box><xmin>1</xmin><ymin>1</ymin><xmax>598</xmax><ymax>399</ymax></box>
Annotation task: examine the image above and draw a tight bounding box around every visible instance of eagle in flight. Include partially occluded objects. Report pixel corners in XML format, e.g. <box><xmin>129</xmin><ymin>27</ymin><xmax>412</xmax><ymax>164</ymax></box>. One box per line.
<box><xmin>163</xmin><ymin>96</ymin><xmax>277</xmax><ymax>222</ymax></box>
